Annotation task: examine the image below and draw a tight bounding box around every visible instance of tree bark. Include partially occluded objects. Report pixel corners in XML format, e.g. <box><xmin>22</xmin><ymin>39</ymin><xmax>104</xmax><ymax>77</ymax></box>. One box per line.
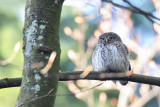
<box><xmin>17</xmin><ymin>0</ymin><xmax>63</xmax><ymax>107</ymax></box>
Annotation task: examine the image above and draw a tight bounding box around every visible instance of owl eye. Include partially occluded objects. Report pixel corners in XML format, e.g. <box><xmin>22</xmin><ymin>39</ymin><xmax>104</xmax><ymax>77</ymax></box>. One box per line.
<box><xmin>109</xmin><ymin>37</ymin><xmax>114</xmax><ymax>40</ymax></box>
<box><xmin>101</xmin><ymin>38</ymin><xmax>105</xmax><ymax>41</ymax></box>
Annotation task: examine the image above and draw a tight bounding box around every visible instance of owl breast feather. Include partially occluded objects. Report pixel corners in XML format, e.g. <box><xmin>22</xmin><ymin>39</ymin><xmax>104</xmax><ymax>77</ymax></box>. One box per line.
<box><xmin>92</xmin><ymin>44</ymin><xmax>129</xmax><ymax>73</ymax></box>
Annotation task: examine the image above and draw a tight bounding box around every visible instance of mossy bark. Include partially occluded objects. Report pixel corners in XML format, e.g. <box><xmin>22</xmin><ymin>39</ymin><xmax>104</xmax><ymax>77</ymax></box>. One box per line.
<box><xmin>17</xmin><ymin>0</ymin><xmax>63</xmax><ymax>106</ymax></box>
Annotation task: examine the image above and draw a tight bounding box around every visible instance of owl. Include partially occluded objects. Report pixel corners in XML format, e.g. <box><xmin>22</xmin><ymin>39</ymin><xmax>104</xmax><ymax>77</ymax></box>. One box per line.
<box><xmin>92</xmin><ymin>32</ymin><xmax>131</xmax><ymax>85</ymax></box>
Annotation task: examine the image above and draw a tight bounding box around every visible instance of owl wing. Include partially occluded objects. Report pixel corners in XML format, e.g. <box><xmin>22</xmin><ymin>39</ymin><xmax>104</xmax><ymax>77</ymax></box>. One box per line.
<box><xmin>114</xmin><ymin>42</ymin><xmax>131</xmax><ymax>71</ymax></box>
<box><xmin>92</xmin><ymin>46</ymin><xmax>98</xmax><ymax>70</ymax></box>
<box><xmin>113</xmin><ymin>42</ymin><xmax>129</xmax><ymax>56</ymax></box>
<box><xmin>123</xmin><ymin>43</ymin><xmax>129</xmax><ymax>56</ymax></box>
<box><xmin>123</xmin><ymin>43</ymin><xmax>131</xmax><ymax>70</ymax></box>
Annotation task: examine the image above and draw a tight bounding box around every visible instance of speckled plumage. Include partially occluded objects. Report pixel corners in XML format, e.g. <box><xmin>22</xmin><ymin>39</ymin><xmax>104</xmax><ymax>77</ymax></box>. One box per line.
<box><xmin>92</xmin><ymin>32</ymin><xmax>131</xmax><ymax>85</ymax></box>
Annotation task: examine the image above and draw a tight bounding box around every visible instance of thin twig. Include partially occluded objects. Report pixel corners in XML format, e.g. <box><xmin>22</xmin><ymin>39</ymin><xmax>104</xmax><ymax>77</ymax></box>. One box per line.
<box><xmin>105</xmin><ymin>0</ymin><xmax>138</xmax><ymax>12</ymax></box>
<box><xmin>104</xmin><ymin>0</ymin><xmax>160</xmax><ymax>24</ymax></box>
<box><xmin>18</xmin><ymin>89</ymin><xmax>55</xmax><ymax>107</ymax></box>
<box><xmin>18</xmin><ymin>82</ymin><xmax>104</xmax><ymax>106</ymax></box>
<box><xmin>123</xmin><ymin>0</ymin><xmax>160</xmax><ymax>20</ymax></box>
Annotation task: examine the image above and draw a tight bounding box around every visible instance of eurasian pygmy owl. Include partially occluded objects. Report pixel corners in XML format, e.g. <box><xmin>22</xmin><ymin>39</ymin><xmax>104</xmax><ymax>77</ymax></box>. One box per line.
<box><xmin>92</xmin><ymin>32</ymin><xmax>131</xmax><ymax>85</ymax></box>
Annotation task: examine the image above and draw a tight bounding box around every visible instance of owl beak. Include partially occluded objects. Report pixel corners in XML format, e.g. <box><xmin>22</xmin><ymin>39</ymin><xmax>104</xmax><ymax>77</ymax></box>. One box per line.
<box><xmin>105</xmin><ymin>39</ymin><xmax>108</xmax><ymax>43</ymax></box>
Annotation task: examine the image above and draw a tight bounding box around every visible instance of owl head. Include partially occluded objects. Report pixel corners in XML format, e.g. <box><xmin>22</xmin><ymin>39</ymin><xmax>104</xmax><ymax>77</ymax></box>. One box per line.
<box><xmin>98</xmin><ymin>32</ymin><xmax>122</xmax><ymax>44</ymax></box>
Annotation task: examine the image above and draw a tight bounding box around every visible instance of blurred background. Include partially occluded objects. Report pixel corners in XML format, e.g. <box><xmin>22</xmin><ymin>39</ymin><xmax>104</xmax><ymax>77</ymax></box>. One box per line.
<box><xmin>0</xmin><ymin>0</ymin><xmax>160</xmax><ymax>107</ymax></box>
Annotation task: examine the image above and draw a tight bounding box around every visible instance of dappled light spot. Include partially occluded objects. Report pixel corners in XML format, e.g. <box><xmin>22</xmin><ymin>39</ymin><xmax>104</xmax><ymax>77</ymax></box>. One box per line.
<box><xmin>74</xmin><ymin>16</ymin><xmax>84</xmax><ymax>24</ymax></box>
<box><xmin>64</xmin><ymin>26</ymin><xmax>72</xmax><ymax>36</ymax></box>
<box><xmin>99</xmin><ymin>92</ymin><xmax>107</xmax><ymax>103</ymax></box>
<box><xmin>40</xmin><ymin>51</ymin><xmax>56</xmax><ymax>74</ymax></box>
<box><xmin>80</xmin><ymin>65</ymin><xmax>93</xmax><ymax>78</ymax></box>
<box><xmin>0</xmin><ymin>41</ymin><xmax>21</xmax><ymax>65</ymax></box>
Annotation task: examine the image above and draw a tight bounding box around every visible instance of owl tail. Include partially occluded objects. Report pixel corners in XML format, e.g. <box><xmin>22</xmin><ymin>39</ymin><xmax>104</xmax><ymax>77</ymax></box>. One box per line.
<box><xmin>120</xmin><ymin>80</ymin><xmax>128</xmax><ymax>85</ymax></box>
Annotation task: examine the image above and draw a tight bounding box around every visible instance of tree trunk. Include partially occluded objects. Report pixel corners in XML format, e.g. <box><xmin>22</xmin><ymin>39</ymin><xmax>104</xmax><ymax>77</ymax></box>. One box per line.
<box><xmin>17</xmin><ymin>0</ymin><xmax>63</xmax><ymax>106</ymax></box>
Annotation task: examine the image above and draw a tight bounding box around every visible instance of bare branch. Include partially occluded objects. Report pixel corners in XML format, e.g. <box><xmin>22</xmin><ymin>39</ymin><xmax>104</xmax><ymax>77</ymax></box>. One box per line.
<box><xmin>123</xmin><ymin>0</ymin><xmax>160</xmax><ymax>20</ymax></box>
<box><xmin>104</xmin><ymin>0</ymin><xmax>160</xmax><ymax>24</ymax></box>
<box><xmin>0</xmin><ymin>78</ymin><xmax>21</xmax><ymax>89</ymax></box>
<box><xmin>0</xmin><ymin>71</ymin><xmax>160</xmax><ymax>89</ymax></box>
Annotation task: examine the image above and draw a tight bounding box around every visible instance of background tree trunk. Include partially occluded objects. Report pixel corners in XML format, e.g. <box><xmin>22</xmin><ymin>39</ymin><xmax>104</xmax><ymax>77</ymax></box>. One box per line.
<box><xmin>17</xmin><ymin>0</ymin><xmax>63</xmax><ymax>106</ymax></box>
